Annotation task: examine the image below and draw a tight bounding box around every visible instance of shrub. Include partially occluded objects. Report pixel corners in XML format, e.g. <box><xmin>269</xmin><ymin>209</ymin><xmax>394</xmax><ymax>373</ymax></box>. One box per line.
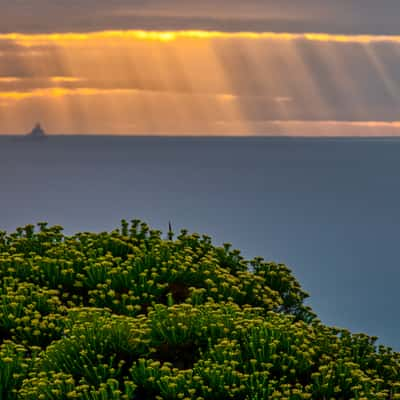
<box><xmin>0</xmin><ymin>220</ymin><xmax>397</xmax><ymax>399</ymax></box>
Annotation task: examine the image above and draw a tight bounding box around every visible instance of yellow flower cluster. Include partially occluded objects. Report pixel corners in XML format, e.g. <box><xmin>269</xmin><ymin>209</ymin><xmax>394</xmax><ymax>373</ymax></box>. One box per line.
<box><xmin>0</xmin><ymin>220</ymin><xmax>398</xmax><ymax>399</ymax></box>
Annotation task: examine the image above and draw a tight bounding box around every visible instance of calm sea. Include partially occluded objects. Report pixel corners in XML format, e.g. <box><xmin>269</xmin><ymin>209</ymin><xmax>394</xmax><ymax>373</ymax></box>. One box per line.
<box><xmin>1</xmin><ymin>135</ymin><xmax>399</xmax><ymax>350</ymax></box>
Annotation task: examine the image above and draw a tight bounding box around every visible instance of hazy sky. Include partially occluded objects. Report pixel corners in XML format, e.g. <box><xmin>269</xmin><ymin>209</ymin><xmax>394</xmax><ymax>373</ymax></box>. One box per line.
<box><xmin>1</xmin><ymin>1</ymin><xmax>400</xmax><ymax>135</ymax></box>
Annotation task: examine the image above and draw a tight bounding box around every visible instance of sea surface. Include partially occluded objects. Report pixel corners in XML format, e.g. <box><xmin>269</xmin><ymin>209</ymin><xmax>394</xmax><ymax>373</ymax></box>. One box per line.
<box><xmin>0</xmin><ymin>135</ymin><xmax>399</xmax><ymax>350</ymax></box>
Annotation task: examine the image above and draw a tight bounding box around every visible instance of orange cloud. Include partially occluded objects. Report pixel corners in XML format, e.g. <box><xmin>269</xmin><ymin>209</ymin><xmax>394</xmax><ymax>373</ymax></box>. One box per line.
<box><xmin>1</xmin><ymin>29</ymin><xmax>400</xmax><ymax>135</ymax></box>
<box><xmin>0</xmin><ymin>87</ymin><xmax>139</xmax><ymax>100</ymax></box>
<box><xmin>0</xmin><ymin>77</ymin><xmax>21</xmax><ymax>83</ymax></box>
<box><xmin>217</xmin><ymin>93</ymin><xmax>237</xmax><ymax>101</ymax></box>
<box><xmin>2</xmin><ymin>30</ymin><xmax>400</xmax><ymax>46</ymax></box>
<box><xmin>50</xmin><ymin>76</ymin><xmax>84</xmax><ymax>83</ymax></box>
<box><xmin>246</xmin><ymin>120</ymin><xmax>400</xmax><ymax>136</ymax></box>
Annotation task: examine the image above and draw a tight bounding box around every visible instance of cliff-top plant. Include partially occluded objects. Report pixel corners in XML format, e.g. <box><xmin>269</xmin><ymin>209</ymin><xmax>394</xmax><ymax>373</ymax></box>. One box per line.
<box><xmin>0</xmin><ymin>220</ymin><xmax>398</xmax><ymax>399</ymax></box>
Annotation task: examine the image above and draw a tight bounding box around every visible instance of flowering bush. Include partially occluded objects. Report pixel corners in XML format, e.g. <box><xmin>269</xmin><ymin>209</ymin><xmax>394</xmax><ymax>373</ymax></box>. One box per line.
<box><xmin>0</xmin><ymin>220</ymin><xmax>398</xmax><ymax>399</ymax></box>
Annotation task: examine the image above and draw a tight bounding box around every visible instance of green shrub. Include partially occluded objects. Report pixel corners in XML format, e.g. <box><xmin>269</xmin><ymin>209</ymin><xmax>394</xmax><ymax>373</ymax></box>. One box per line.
<box><xmin>0</xmin><ymin>220</ymin><xmax>397</xmax><ymax>399</ymax></box>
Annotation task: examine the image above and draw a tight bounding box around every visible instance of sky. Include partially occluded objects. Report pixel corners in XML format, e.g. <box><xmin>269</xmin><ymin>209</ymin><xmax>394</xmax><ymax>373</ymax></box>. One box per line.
<box><xmin>1</xmin><ymin>1</ymin><xmax>400</xmax><ymax>135</ymax></box>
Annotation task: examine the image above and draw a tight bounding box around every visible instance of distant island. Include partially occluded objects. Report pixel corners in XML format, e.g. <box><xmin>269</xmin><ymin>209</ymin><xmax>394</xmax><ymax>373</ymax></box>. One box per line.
<box><xmin>27</xmin><ymin>122</ymin><xmax>47</xmax><ymax>138</ymax></box>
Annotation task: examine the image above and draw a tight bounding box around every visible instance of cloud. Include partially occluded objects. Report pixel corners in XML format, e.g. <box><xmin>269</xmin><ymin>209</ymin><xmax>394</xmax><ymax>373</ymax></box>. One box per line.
<box><xmin>1</xmin><ymin>29</ymin><xmax>400</xmax><ymax>135</ymax></box>
<box><xmin>6</xmin><ymin>31</ymin><xmax>400</xmax><ymax>45</ymax></box>
<box><xmin>0</xmin><ymin>77</ymin><xmax>21</xmax><ymax>83</ymax></box>
<box><xmin>50</xmin><ymin>76</ymin><xmax>84</xmax><ymax>83</ymax></box>
<box><xmin>0</xmin><ymin>87</ymin><xmax>138</xmax><ymax>100</ymax></box>
<box><xmin>1</xmin><ymin>0</ymin><xmax>400</xmax><ymax>35</ymax></box>
<box><xmin>244</xmin><ymin>120</ymin><xmax>400</xmax><ymax>137</ymax></box>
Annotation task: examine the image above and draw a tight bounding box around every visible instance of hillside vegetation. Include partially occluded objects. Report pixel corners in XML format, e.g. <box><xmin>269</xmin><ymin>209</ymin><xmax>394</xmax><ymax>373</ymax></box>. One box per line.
<box><xmin>0</xmin><ymin>220</ymin><xmax>399</xmax><ymax>399</ymax></box>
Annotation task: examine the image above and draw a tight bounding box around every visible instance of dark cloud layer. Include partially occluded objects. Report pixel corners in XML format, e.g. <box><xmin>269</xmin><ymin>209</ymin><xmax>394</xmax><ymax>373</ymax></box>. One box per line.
<box><xmin>1</xmin><ymin>0</ymin><xmax>400</xmax><ymax>35</ymax></box>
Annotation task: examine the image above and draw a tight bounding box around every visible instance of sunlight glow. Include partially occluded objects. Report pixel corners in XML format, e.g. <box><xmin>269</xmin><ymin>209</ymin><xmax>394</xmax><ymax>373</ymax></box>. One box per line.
<box><xmin>50</xmin><ymin>76</ymin><xmax>84</xmax><ymax>83</ymax></box>
<box><xmin>0</xmin><ymin>88</ymin><xmax>141</xmax><ymax>100</ymax></box>
<box><xmin>2</xmin><ymin>30</ymin><xmax>400</xmax><ymax>46</ymax></box>
<box><xmin>1</xmin><ymin>29</ymin><xmax>400</xmax><ymax>135</ymax></box>
<box><xmin>0</xmin><ymin>77</ymin><xmax>21</xmax><ymax>83</ymax></box>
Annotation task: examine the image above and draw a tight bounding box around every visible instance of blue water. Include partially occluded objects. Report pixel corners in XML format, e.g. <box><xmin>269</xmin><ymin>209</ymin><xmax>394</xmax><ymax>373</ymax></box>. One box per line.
<box><xmin>0</xmin><ymin>135</ymin><xmax>399</xmax><ymax>350</ymax></box>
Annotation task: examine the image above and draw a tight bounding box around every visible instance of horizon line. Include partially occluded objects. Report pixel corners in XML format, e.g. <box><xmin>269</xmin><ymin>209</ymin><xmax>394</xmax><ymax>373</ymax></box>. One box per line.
<box><xmin>3</xmin><ymin>133</ymin><xmax>400</xmax><ymax>139</ymax></box>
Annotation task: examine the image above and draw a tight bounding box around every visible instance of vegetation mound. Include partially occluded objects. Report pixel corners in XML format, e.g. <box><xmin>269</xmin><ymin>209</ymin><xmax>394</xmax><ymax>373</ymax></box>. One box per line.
<box><xmin>0</xmin><ymin>220</ymin><xmax>399</xmax><ymax>399</ymax></box>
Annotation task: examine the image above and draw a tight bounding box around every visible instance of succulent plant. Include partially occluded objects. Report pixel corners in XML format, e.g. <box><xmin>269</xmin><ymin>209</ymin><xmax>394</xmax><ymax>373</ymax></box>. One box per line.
<box><xmin>0</xmin><ymin>220</ymin><xmax>398</xmax><ymax>399</ymax></box>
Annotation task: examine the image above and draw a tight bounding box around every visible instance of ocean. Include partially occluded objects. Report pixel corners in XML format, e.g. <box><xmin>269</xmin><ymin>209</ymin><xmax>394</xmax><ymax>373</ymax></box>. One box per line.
<box><xmin>0</xmin><ymin>135</ymin><xmax>399</xmax><ymax>350</ymax></box>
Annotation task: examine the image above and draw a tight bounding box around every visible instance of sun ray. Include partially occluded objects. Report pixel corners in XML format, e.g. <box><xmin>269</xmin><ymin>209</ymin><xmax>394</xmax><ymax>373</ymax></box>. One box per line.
<box><xmin>2</xmin><ymin>29</ymin><xmax>400</xmax><ymax>135</ymax></box>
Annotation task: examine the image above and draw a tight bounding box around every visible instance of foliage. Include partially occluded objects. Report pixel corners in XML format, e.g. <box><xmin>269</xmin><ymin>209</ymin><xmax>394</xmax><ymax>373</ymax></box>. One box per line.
<box><xmin>0</xmin><ymin>220</ymin><xmax>398</xmax><ymax>399</ymax></box>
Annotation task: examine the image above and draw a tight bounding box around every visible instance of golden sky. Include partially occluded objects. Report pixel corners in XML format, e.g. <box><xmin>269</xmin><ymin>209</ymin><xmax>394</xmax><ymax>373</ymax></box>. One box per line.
<box><xmin>1</xmin><ymin>2</ymin><xmax>400</xmax><ymax>135</ymax></box>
